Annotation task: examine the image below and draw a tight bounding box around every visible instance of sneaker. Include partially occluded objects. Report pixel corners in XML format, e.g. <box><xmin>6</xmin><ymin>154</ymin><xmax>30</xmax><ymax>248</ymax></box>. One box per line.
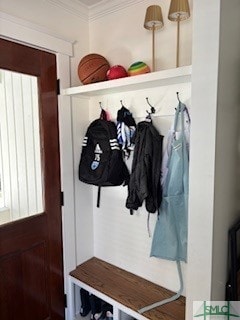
<box><xmin>105</xmin><ymin>311</ymin><xmax>113</xmax><ymax>320</ymax></box>
<box><xmin>80</xmin><ymin>289</ymin><xmax>91</xmax><ymax>317</ymax></box>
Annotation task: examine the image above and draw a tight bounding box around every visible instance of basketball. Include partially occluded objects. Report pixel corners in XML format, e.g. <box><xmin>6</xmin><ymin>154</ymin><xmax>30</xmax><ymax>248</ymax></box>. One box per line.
<box><xmin>78</xmin><ymin>53</ymin><xmax>110</xmax><ymax>85</ymax></box>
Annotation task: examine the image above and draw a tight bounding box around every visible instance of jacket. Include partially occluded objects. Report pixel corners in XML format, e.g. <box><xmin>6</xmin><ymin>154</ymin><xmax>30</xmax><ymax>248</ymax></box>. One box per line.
<box><xmin>126</xmin><ymin>121</ymin><xmax>163</xmax><ymax>213</ymax></box>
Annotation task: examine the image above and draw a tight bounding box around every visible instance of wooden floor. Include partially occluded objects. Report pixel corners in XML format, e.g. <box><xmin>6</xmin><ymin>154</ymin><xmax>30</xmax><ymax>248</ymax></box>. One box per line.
<box><xmin>70</xmin><ymin>257</ymin><xmax>185</xmax><ymax>320</ymax></box>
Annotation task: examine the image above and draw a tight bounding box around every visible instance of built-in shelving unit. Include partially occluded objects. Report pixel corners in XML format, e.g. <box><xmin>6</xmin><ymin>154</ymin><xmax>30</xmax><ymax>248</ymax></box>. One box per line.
<box><xmin>61</xmin><ymin>65</ymin><xmax>192</xmax><ymax>97</ymax></box>
<box><xmin>66</xmin><ymin>66</ymin><xmax>192</xmax><ymax>320</ymax></box>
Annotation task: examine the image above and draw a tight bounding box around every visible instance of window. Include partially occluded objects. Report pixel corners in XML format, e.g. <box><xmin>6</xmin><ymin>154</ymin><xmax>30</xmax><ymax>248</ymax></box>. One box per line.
<box><xmin>0</xmin><ymin>69</ymin><xmax>43</xmax><ymax>224</ymax></box>
<box><xmin>0</xmin><ymin>127</ymin><xmax>4</xmax><ymax>208</ymax></box>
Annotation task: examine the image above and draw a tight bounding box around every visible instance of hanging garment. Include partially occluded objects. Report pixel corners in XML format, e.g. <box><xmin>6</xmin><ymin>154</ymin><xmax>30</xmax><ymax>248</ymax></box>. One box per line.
<box><xmin>116</xmin><ymin>106</ymin><xmax>136</xmax><ymax>159</ymax></box>
<box><xmin>161</xmin><ymin>106</ymin><xmax>190</xmax><ymax>186</ymax></box>
<box><xmin>126</xmin><ymin>121</ymin><xmax>163</xmax><ymax>214</ymax></box>
<box><xmin>138</xmin><ymin>102</ymin><xmax>190</xmax><ymax>315</ymax></box>
<box><xmin>150</xmin><ymin>102</ymin><xmax>189</xmax><ymax>262</ymax></box>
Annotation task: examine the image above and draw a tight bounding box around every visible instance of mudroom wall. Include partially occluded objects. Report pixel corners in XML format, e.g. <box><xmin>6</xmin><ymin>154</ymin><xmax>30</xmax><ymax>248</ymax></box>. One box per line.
<box><xmin>71</xmin><ymin>0</ymin><xmax>193</xmax><ymax>295</ymax></box>
<box><xmin>210</xmin><ymin>0</ymin><xmax>240</xmax><ymax>298</ymax></box>
<box><xmin>88</xmin><ymin>83</ymin><xmax>191</xmax><ymax>295</ymax></box>
<box><xmin>89</xmin><ymin>0</ymin><xmax>192</xmax><ymax>71</ymax></box>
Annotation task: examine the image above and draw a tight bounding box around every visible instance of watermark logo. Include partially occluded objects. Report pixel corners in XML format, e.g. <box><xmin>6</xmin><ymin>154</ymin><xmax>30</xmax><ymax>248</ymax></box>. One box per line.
<box><xmin>193</xmin><ymin>301</ymin><xmax>240</xmax><ymax>319</ymax></box>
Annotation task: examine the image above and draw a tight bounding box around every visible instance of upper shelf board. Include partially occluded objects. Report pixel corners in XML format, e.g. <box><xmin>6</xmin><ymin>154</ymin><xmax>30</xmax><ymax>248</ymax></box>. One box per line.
<box><xmin>61</xmin><ymin>65</ymin><xmax>192</xmax><ymax>97</ymax></box>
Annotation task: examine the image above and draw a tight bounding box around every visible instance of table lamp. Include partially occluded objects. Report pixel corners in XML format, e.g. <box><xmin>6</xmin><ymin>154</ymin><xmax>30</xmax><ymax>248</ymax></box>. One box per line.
<box><xmin>168</xmin><ymin>0</ymin><xmax>190</xmax><ymax>67</ymax></box>
<box><xmin>144</xmin><ymin>5</ymin><xmax>164</xmax><ymax>72</ymax></box>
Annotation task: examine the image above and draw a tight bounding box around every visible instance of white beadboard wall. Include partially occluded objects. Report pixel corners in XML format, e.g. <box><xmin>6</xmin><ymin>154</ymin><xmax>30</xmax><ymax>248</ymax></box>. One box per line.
<box><xmin>0</xmin><ymin>70</ymin><xmax>43</xmax><ymax>222</ymax></box>
<box><xmin>84</xmin><ymin>82</ymin><xmax>192</xmax><ymax>294</ymax></box>
<box><xmin>72</xmin><ymin>96</ymin><xmax>94</xmax><ymax>265</ymax></box>
<box><xmin>89</xmin><ymin>0</ymin><xmax>193</xmax><ymax>75</ymax></box>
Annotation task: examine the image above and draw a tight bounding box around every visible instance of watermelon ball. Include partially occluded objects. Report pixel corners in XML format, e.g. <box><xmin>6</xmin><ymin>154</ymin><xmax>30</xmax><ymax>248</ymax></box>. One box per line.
<box><xmin>128</xmin><ymin>61</ymin><xmax>150</xmax><ymax>76</ymax></box>
<box><xmin>107</xmin><ymin>65</ymin><xmax>128</xmax><ymax>80</ymax></box>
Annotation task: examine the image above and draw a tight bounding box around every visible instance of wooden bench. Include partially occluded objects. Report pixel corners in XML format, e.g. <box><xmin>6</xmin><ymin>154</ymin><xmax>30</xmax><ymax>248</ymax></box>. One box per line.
<box><xmin>68</xmin><ymin>257</ymin><xmax>185</xmax><ymax>320</ymax></box>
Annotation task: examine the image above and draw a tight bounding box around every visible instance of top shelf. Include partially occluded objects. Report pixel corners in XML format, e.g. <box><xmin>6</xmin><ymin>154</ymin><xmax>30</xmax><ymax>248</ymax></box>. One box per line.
<box><xmin>61</xmin><ymin>65</ymin><xmax>192</xmax><ymax>97</ymax></box>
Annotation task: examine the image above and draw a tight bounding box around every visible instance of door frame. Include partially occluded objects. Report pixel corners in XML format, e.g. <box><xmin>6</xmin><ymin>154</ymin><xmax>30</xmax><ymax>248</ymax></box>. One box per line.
<box><xmin>0</xmin><ymin>12</ymin><xmax>76</xmax><ymax>320</ymax></box>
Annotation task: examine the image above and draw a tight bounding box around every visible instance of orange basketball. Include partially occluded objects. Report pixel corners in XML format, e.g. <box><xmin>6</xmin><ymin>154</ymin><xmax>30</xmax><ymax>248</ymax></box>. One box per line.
<box><xmin>78</xmin><ymin>53</ymin><xmax>110</xmax><ymax>85</ymax></box>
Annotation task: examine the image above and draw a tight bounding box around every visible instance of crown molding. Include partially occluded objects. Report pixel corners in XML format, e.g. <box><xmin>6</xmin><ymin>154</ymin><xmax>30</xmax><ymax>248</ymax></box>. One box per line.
<box><xmin>89</xmin><ymin>0</ymin><xmax>146</xmax><ymax>21</ymax></box>
<box><xmin>45</xmin><ymin>0</ymin><xmax>89</xmax><ymax>21</ymax></box>
<box><xmin>45</xmin><ymin>0</ymin><xmax>147</xmax><ymax>22</ymax></box>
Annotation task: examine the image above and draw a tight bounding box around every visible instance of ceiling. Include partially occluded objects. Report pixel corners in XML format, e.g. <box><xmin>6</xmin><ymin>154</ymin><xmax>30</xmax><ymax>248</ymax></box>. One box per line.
<box><xmin>77</xmin><ymin>0</ymin><xmax>105</xmax><ymax>7</ymax></box>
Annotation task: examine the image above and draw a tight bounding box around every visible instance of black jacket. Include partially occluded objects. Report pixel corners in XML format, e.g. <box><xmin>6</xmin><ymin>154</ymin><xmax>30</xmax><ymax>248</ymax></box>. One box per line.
<box><xmin>126</xmin><ymin>121</ymin><xmax>163</xmax><ymax>213</ymax></box>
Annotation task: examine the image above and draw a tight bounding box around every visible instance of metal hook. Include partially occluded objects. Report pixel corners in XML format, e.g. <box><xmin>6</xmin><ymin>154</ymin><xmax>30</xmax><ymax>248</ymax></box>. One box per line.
<box><xmin>176</xmin><ymin>92</ymin><xmax>186</xmax><ymax>113</ymax></box>
<box><xmin>99</xmin><ymin>101</ymin><xmax>103</xmax><ymax>110</ymax></box>
<box><xmin>176</xmin><ymin>92</ymin><xmax>181</xmax><ymax>103</ymax></box>
<box><xmin>120</xmin><ymin>100</ymin><xmax>124</xmax><ymax>107</ymax></box>
<box><xmin>146</xmin><ymin>97</ymin><xmax>155</xmax><ymax>114</ymax></box>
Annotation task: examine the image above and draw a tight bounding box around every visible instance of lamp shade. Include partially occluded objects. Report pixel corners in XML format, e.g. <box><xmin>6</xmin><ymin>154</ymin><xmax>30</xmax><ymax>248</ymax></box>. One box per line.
<box><xmin>168</xmin><ymin>0</ymin><xmax>190</xmax><ymax>21</ymax></box>
<box><xmin>144</xmin><ymin>5</ymin><xmax>164</xmax><ymax>30</ymax></box>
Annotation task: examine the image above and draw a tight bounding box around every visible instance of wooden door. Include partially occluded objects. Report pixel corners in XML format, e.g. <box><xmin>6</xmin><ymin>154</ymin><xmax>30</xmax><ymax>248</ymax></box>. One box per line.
<box><xmin>0</xmin><ymin>39</ymin><xmax>64</xmax><ymax>320</ymax></box>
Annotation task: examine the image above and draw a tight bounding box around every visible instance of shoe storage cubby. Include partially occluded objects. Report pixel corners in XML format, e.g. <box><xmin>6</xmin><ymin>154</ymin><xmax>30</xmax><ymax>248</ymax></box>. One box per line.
<box><xmin>68</xmin><ymin>257</ymin><xmax>185</xmax><ymax>320</ymax></box>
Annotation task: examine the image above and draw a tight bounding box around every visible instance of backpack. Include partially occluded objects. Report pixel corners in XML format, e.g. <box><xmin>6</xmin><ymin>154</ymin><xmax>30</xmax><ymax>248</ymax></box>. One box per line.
<box><xmin>78</xmin><ymin>116</ymin><xmax>130</xmax><ymax>207</ymax></box>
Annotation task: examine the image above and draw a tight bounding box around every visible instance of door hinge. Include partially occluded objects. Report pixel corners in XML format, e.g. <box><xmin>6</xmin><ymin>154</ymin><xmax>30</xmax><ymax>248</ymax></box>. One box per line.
<box><xmin>61</xmin><ymin>191</ymin><xmax>64</xmax><ymax>206</ymax></box>
<box><xmin>57</xmin><ymin>79</ymin><xmax>60</xmax><ymax>95</ymax></box>
<box><xmin>64</xmin><ymin>293</ymin><xmax>67</xmax><ymax>308</ymax></box>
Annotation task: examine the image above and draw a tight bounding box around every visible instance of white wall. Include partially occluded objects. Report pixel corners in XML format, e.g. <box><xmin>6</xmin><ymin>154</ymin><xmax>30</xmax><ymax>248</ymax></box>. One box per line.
<box><xmin>211</xmin><ymin>0</ymin><xmax>240</xmax><ymax>299</ymax></box>
<box><xmin>72</xmin><ymin>96</ymin><xmax>94</xmax><ymax>265</ymax></box>
<box><xmin>186</xmin><ymin>1</ymin><xmax>220</xmax><ymax>317</ymax></box>
<box><xmin>186</xmin><ymin>0</ymin><xmax>240</xmax><ymax>318</ymax></box>
<box><xmin>89</xmin><ymin>0</ymin><xmax>193</xmax><ymax>72</ymax></box>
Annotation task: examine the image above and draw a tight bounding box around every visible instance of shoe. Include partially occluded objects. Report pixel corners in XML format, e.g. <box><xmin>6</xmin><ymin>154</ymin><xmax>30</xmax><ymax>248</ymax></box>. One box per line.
<box><xmin>80</xmin><ymin>288</ymin><xmax>91</xmax><ymax>317</ymax></box>
<box><xmin>105</xmin><ymin>311</ymin><xmax>113</xmax><ymax>320</ymax></box>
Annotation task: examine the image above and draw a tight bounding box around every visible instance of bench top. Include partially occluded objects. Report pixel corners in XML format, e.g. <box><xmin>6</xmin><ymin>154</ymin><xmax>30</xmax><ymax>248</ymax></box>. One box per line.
<box><xmin>70</xmin><ymin>257</ymin><xmax>185</xmax><ymax>320</ymax></box>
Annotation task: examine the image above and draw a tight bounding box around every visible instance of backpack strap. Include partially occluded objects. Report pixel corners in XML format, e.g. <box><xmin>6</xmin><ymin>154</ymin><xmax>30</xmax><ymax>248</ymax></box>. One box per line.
<box><xmin>97</xmin><ymin>186</ymin><xmax>132</xmax><ymax>214</ymax></box>
<box><xmin>138</xmin><ymin>260</ymin><xmax>183</xmax><ymax>314</ymax></box>
<box><xmin>97</xmin><ymin>186</ymin><xmax>101</xmax><ymax>208</ymax></box>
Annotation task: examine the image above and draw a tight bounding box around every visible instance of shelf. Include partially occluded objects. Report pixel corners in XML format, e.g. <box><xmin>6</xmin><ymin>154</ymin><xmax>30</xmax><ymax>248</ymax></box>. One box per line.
<box><xmin>61</xmin><ymin>65</ymin><xmax>192</xmax><ymax>97</ymax></box>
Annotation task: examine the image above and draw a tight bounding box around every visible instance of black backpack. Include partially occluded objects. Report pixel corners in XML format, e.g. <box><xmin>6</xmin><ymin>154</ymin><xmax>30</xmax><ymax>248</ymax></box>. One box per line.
<box><xmin>78</xmin><ymin>117</ymin><xmax>130</xmax><ymax>207</ymax></box>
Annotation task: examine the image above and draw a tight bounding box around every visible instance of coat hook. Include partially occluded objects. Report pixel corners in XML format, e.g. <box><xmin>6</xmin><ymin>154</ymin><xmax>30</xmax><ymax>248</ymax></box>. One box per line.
<box><xmin>176</xmin><ymin>92</ymin><xmax>185</xmax><ymax>112</ymax></box>
<box><xmin>99</xmin><ymin>101</ymin><xmax>103</xmax><ymax>109</ymax></box>
<box><xmin>120</xmin><ymin>100</ymin><xmax>124</xmax><ymax>107</ymax></box>
<box><xmin>176</xmin><ymin>92</ymin><xmax>181</xmax><ymax>103</ymax></box>
<box><xmin>146</xmin><ymin>97</ymin><xmax>155</xmax><ymax>114</ymax></box>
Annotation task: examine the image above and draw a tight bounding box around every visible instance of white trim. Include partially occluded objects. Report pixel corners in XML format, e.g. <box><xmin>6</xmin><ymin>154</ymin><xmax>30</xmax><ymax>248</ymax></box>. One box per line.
<box><xmin>57</xmin><ymin>53</ymin><xmax>77</xmax><ymax>320</ymax></box>
<box><xmin>89</xmin><ymin>0</ymin><xmax>147</xmax><ymax>21</ymax></box>
<box><xmin>0</xmin><ymin>12</ymin><xmax>73</xmax><ymax>56</ymax></box>
<box><xmin>42</xmin><ymin>0</ymin><xmax>147</xmax><ymax>22</ymax></box>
